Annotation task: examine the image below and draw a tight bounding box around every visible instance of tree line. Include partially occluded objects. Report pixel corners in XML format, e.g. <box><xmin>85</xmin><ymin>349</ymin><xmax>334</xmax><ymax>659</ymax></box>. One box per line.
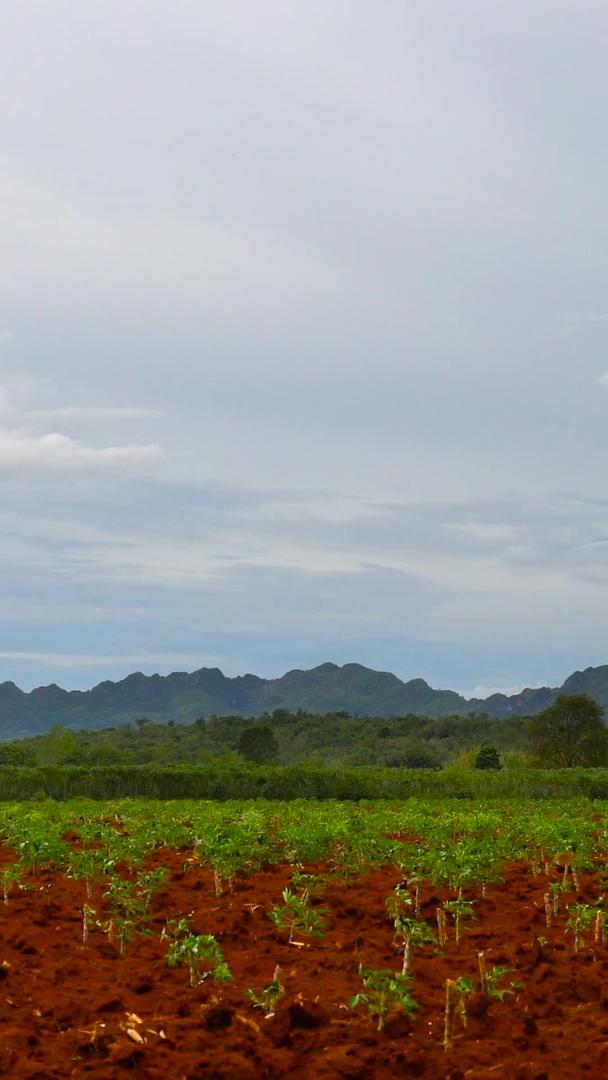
<box><xmin>0</xmin><ymin>693</ymin><xmax>605</xmax><ymax>772</ymax></box>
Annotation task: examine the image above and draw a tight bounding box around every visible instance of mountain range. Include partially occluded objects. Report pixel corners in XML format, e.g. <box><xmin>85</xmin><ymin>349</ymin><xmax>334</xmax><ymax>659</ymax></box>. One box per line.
<box><xmin>0</xmin><ymin>661</ymin><xmax>606</xmax><ymax>740</ymax></box>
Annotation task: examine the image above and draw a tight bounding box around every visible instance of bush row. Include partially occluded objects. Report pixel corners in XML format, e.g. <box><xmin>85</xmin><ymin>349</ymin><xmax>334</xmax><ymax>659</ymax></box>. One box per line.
<box><xmin>1</xmin><ymin>763</ymin><xmax>608</xmax><ymax>801</ymax></box>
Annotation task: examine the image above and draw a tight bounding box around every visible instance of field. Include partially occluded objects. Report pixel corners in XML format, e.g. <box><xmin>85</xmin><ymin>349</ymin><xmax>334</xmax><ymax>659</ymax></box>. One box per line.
<box><xmin>0</xmin><ymin>797</ymin><xmax>607</xmax><ymax>1078</ymax></box>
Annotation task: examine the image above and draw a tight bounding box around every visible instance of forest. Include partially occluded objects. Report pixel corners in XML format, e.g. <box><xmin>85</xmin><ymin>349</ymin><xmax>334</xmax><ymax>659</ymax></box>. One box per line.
<box><xmin>0</xmin><ymin>708</ymin><xmax>528</xmax><ymax>770</ymax></box>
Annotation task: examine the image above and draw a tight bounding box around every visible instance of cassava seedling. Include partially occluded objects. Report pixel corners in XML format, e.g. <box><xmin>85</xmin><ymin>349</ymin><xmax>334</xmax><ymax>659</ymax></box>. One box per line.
<box><xmin>443</xmin><ymin>976</ymin><xmax>473</xmax><ymax>1052</ymax></box>
<box><xmin>549</xmin><ymin>880</ymin><xmax>566</xmax><ymax>918</ymax></box>
<box><xmin>385</xmin><ymin>884</ymin><xmax>413</xmax><ymax>923</ymax></box>
<box><xmin>478</xmin><ymin>953</ymin><xmax>519</xmax><ymax>1000</ymax></box>
<box><xmin>393</xmin><ymin>917</ymin><xmax>436</xmax><ymax>975</ymax></box>
<box><xmin>290</xmin><ymin>870</ymin><xmax>327</xmax><ymax>902</ymax></box>
<box><xmin>82</xmin><ymin>904</ymin><xmax>96</xmax><ymax>945</ymax></box>
<box><xmin>443</xmin><ymin>899</ymin><xmax>476</xmax><ymax>945</ymax></box>
<box><xmin>565</xmin><ymin>902</ymin><xmax>596</xmax><ymax>952</ymax></box>
<box><xmin>101</xmin><ymin>872</ymin><xmax>162</xmax><ymax>954</ymax></box>
<box><xmin>269</xmin><ymin>889</ymin><xmax>327</xmax><ymax>945</ymax></box>
<box><xmin>247</xmin><ymin>965</ymin><xmax>284</xmax><ymax>1016</ymax></box>
<box><xmin>394</xmin><ymin>867</ymin><xmax>423</xmax><ymax>917</ymax></box>
<box><xmin>436</xmin><ymin>906</ymin><xmax>447</xmax><ymax>946</ymax></box>
<box><xmin>164</xmin><ymin>926</ymin><xmax>232</xmax><ymax>987</ymax></box>
<box><xmin>350</xmin><ymin>965</ymin><xmax>420</xmax><ymax>1032</ymax></box>
<box><xmin>1</xmin><ymin>865</ymin><xmax>22</xmax><ymax>904</ymax></box>
<box><xmin>66</xmin><ymin>849</ymin><xmax>107</xmax><ymax>900</ymax></box>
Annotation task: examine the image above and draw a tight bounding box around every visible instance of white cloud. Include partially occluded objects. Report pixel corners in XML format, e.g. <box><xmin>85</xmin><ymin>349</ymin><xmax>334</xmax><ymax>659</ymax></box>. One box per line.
<box><xmin>446</xmin><ymin>521</ymin><xmax>521</xmax><ymax>543</ymax></box>
<box><xmin>0</xmin><ymin>650</ymin><xmax>222</xmax><ymax>670</ymax></box>
<box><xmin>598</xmin><ymin>372</ymin><xmax>608</xmax><ymax>386</ymax></box>
<box><xmin>458</xmin><ymin>682</ymin><xmax>548</xmax><ymax>700</ymax></box>
<box><xmin>0</xmin><ymin>375</ymin><xmax>164</xmax><ymax>471</ymax></box>
<box><xmin>235</xmin><ymin>493</ymin><xmax>395</xmax><ymax>525</ymax></box>
<box><xmin>0</xmin><ymin>375</ymin><xmax>160</xmax><ymax>424</ymax></box>
<box><xmin>21</xmin><ymin>406</ymin><xmax>162</xmax><ymax>422</ymax></box>
<box><xmin>0</xmin><ymin>331</ymin><xmax>14</xmax><ymax>346</ymax></box>
<box><xmin>0</xmin><ymin>429</ymin><xmax>163</xmax><ymax>471</ymax></box>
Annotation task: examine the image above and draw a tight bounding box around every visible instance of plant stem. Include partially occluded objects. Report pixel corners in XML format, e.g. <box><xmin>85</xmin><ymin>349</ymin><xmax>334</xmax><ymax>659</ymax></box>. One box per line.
<box><xmin>402</xmin><ymin>938</ymin><xmax>411</xmax><ymax>975</ymax></box>
<box><xmin>477</xmin><ymin>950</ymin><xmax>486</xmax><ymax>992</ymax></box>
<box><xmin>443</xmin><ymin>979</ymin><xmax>454</xmax><ymax>1052</ymax></box>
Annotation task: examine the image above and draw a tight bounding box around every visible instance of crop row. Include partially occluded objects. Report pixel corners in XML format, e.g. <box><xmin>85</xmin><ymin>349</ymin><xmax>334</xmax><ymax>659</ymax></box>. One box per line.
<box><xmin>0</xmin><ymin>796</ymin><xmax>606</xmax><ymax>880</ymax></box>
<box><xmin>0</xmin><ymin>798</ymin><xmax>606</xmax><ymax>1055</ymax></box>
<box><xmin>0</xmin><ymin>796</ymin><xmax>607</xmax><ymax>1066</ymax></box>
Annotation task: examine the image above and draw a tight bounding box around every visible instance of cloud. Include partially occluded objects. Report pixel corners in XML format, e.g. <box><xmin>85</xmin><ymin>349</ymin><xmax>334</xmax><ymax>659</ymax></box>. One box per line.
<box><xmin>3</xmin><ymin>484</ymin><xmax>608</xmax><ymax>693</ymax></box>
<box><xmin>0</xmin><ymin>650</ymin><xmax>224</xmax><ymax>671</ymax></box>
<box><xmin>0</xmin><ymin>430</ymin><xmax>163</xmax><ymax>471</ymax></box>
<box><xmin>0</xmin><ymin>332</ymin><xmax>14</xmax><ymax>346</ymax></box>
<box><xmin>5</xmin><ymin>3</ymin><xmax>608</xmax><ymax>694</ymax></box>
<box><xmin>0</xmin><ymin>375</ymin><xmax>161</xmax><ymax>425</ymax></box>
<box><xmin>21</xmin><ymin>406</ymin><xmax>162</xmax><ymax>422</ymax></box>
<box><xmin>446</xmin><ymin>521</ymin><xmax>521</xmax><ymax>544</ymax></box>
<box><xmin>234</xmin><ymin>493</ymin><xmax>397</xmax><ymax>525</ymax></box>
<box><xmin>457</xmin><ymin>683</ymin><xmax>548</xmax><ymax>700</ymax></box>
<box><xmin>0</xmin><ymin>375</ymin><xmax>164</xmax><ymax>472</ymax></box>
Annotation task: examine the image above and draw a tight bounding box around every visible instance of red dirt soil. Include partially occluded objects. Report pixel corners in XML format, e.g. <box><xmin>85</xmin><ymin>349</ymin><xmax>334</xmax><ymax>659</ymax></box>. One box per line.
<box><xmin>0</xmin><ymin>845</ymin><xmax>607</xmax><ymax>1079</ymax></box>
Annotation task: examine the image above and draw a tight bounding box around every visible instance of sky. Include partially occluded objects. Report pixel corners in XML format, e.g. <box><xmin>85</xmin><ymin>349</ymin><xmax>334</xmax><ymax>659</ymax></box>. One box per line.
<box><xmin>2</xmin><ymin>1</ymin><xmax>608</xmax><ymax>696</ymax></box>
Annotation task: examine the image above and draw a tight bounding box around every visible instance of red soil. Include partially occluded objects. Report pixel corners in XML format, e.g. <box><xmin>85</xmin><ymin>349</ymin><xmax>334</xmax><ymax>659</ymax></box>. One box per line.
<box><xmin>0</xmin><ymin>845</ymin><xmax>606</xmax><ymax>1078</ymax></box>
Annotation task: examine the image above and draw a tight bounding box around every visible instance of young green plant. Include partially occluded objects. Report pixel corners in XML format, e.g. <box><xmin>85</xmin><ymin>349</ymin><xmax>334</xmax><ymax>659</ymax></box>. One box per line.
<box><xmin>247</xmin><ymin>966</ymin><xmax>284</xmax><ymax>1016</ymax></box>
<box><xmin>163</xmin><ymin>918</ymin><xmax>232</xmax><ymax>987</ymax></box>
<box><xmin>350</xmin><ymin>965</ymin><xmax>420</xmax><ymax>1032</ymax></box>
<box><xmin>269</xmin><ymin>889</ymin><xmax>327</xmax><ymax>946</ymax></box>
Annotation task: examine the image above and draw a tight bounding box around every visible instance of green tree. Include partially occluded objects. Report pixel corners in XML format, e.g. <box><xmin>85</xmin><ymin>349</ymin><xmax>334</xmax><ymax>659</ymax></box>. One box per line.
<box><xmin>528</xmin><ymin>694</ymin><xmax>608</xmax><ymax>767</ymax></box>
<box><xmin>237</xmin><ymin>725</ymin><xmax>279</xmax><ymax>764</ymax></box>
<box><xmin>475</xmin><ymin>746</ymin><xmax>501</xmax><ymax>770</ymax></box>
<box><xmin>92</xmin><ymin>737</ymin><xmax>127</xmax><ymax>766</ymax></box>
<box><xmin>0</xmin><ymin>741</ymin><xmax>38</xmax><ymax>765</ymax></box>
<box><xmin>37</xmin><ymin>725</ymin><xmax>79</xmax><ymax>765</ymax></box>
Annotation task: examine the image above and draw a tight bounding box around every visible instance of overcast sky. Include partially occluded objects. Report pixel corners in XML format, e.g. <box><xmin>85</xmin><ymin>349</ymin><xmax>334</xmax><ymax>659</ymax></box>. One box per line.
<box><xmin>2</xmin><ymin>1</ymin><xmax>608</xmax><ymax>696</ymax></box>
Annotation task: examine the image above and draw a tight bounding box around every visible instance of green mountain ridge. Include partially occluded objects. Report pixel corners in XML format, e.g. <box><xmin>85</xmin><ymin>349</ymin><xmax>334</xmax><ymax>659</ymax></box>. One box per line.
<box><xmin>0</xmin><ymin>660</ymin><xmax>606</xmax><ymax>739</ymax></box>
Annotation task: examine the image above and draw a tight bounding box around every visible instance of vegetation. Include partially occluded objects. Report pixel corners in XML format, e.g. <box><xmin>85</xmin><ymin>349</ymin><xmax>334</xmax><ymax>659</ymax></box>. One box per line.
<box><xmin>350</xmin><ymin>966</ymin><xmax>420</xmax><ymax>1031</ymax></box>
<box><xmin>0</xmin><ymin>661</ymin><xmax>555</xmax><ymax>740</ymax></box>
<box><xmin>528</xmin><ymin>694</ymin><xmax>608</xmax><ymax>767</ymax></box>
<box><xmin>0</xmin><ymin>793</ymin><xmax>606</xmax><ymax>1073</ymax></box>
<box><xmin>247</xmin><ymin>965</ymin><xmax>284</xmax><ymax>1015</ymax></box>
<box><xmin>164</xmin><ymin>928</ymin><xmax>232</xmax><ymax>986</ymax></box>
<box><xmin>4</xmin><ymin>659</ymin><xmax>608</xmax><ymax>743</ymax></box>
<box><xmin>0</xmin><ymin>708</ymin><xmax>533</xmax><ymax>769</ymax></box>
<box><xmin>0</xmin><ymin>691</ymin><xmax>604</xmax><ymax>803</ymax></box>
<box><xmin>0</xmin><ymin>761</ymin><xmax>606</xmax><ymax>801</ymax></box>
<box><xmin>474</xmin><ymin>746</ymin><xmax>501</xmax><ymax>770</ymax></box>
<box><xmin>269</xmin><ymin>888</ymin><xmax>327</xmax><ymax>944</ymax></box>
<box><xmin>237</xmin><ymin>724</ymin><xmax>279</xmax><ymax>763</ymax></box>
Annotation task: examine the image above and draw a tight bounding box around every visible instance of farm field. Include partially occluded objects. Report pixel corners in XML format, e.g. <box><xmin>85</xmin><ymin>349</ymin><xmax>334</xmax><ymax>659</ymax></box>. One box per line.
<box><xmin>0</xmin><ymin>798</ymin><xmax>607</xmax><ymax>1078</ymax></box>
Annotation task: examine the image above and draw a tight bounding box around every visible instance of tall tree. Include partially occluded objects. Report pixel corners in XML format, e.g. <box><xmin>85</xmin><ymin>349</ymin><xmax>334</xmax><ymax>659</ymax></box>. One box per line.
<box><xmin>528</xmin><ymin>694</ymin><xmax>608</xmax><ymax>767</ymax></box>
<box><xmin>237</xmin><ymin>725</ymin><xmax>279</xmax><ymax>764</ymax></box>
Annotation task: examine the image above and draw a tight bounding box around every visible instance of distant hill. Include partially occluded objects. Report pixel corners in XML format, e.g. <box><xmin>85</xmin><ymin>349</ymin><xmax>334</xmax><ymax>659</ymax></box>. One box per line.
<box><xmin>0</xmin><ymin>660</ymin><xmax>606</xmax><ymax>740</ymax></box>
